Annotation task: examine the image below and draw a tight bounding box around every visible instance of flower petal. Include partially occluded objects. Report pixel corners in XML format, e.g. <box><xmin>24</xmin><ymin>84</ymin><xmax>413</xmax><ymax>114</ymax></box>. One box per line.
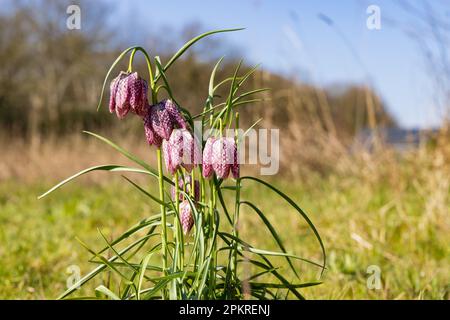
<box><xmin>151</xmin><ymin>102</ymin><xmax>173</xmax><ymax>140</ymax></box>
<box><xmin>180</xmin><ymin>201</ymin><xmax>194</xmax><ymax>235</ymax></box>
<box><xmin>164</xmin><ymin>99</ymin><xmax>187</xmax><ymax>129</ymax></box>
<box><xmin>143</xmin><ymin>106</ymin><xmax>162</xmax><ymax>147</ymax></box>
<box><xmin>202</xmin><ymin>137</ymin><xmax>216</xmax><ymax>179</ymax></box>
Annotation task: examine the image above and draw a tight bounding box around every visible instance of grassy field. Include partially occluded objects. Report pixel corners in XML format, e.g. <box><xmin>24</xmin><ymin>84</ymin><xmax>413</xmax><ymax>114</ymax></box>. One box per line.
<box><xmin>0</xmin><ymin>151</ymin><xmax>448</xmax><ymax>299</ymax></box>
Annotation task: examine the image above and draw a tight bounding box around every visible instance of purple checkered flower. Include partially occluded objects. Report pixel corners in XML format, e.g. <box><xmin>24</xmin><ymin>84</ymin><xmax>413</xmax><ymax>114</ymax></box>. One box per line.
<box><xmin>109</xmin><ymin>72</ymin><xmax>148</xmax><ymax>119</ymax></box>
<box><xmin>162</xmin><ymin>129</ymin><xmax>201</xmax><ymax>175</ymax></box>
<box><xmin>203</xmin><ymin>137</ymin><xmax>239</xmax><ymax>180</ymax></box>
<box><xmin>180</xmin><ymin>200</ymin><xmax>194</xmax><ymax>235</ymax></box>
<box><xmin>202</xmin><ymin>137</ymin><xmax>216</xmax><ymax>179</ymax></box>
<box><xmin>171</xmin><ymin>175</ymin><xmax>200</xmax><ymax>202</ymax></box>
<box><xmin>150</xmin><ymin>99</ymin><xmax>187</xmax><ymax>141</ymax></box>
<box><xmin>143</xmin><ymin>107</ymin><xmax>163</xmax><ymax>147</ymax></box>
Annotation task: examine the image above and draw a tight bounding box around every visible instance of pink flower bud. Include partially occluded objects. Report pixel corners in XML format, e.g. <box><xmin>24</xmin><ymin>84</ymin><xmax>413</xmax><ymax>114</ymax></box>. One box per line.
<box><xmin>171</xmin><ymin>175</ymin><xmax>200</xmax><ymax>202</ymax></box>
<box><xmin>180</xmin><ymin>201</ymin><xmax>194</xmax><ymax>235</ymax></box>
<box><xmin>162</xmin><ymin>129</ymin><xmax>201</xmax><ymax>175</ymax></box>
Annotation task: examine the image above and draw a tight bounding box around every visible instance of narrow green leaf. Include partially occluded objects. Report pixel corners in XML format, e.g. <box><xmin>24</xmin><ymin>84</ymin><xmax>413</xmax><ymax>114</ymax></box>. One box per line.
<box><xmin>208</xmin><ymin>56</ymin><xmax>225</xmax><ymax>100</ymax></box>
<box><xmin>159</xmin><ymin>28</ymin><xmax>244</xmax><ymax>79</ymax></box>
<box><xmin>240</xmin><ymin>201</ymin><xmax>299</xmax><ymax>278</ymax></box>
<box><xmin>239</xmin><ymin>176</ymin><xmax>327</xmax><ymax>276</ymax></box>
<box><xmin>138</xmin><ymin>253</ymin><xmax>153</xmax><ymax>300</ymax></box>
<box><xmin>83</xmin><ymin>131</ymin><xmax>170</xmax><ymax>181</ymax></box>
<box><xmin>249</xmin><ymin>282</ymin><xmax>322</xmax><ymax>289</ymax></box>
<box><xmin>122</xmin><ymin>176</ymin><xmax>168</xmax><ymax>207</ymax></box>
<box><xmin>95</xmin><ymin>285</ymin><xmax>120</xmax><ymax>300</ymax></box>
<box><xmin>58</xmin><ymin>234</ymin><xmax>154</xmax><ymax>299</ymax></box>
<box><xmin>38</xmin><ymin>165</ymin><xmax>150</xmax><ymax>199</ymax></box>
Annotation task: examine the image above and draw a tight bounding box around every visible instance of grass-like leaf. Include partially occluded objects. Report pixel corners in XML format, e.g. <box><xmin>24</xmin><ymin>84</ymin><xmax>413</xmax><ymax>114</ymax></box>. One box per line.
<box><xmin>158</xmin><ymin>28</ymin><xmax>244</xmax><ymax>81</ymax></box>
<box><xmin>38</xmin><ymin>165</ymin><xmax>151</xmax><ymax>199</ymax></box>
<box><xmin>239</xmin><ymin>176</ymin><xmax>327</xmax><ymax>276</ymax></box>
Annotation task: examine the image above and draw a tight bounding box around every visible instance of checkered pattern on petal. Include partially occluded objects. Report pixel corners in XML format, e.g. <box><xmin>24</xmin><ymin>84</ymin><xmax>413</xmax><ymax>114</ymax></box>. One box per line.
<box><xmin>164</xmin><ymin>99</ymin><xmax>187</xmax><ymax>130</ymax></box>
<box><xmin>166</xmin><ymin>129</ymin><xmax>200</xmax><ymax>173</ymax></box>
<box><xmin>180</xmin><ymin>201</ymin><xmax>194</xmax><ymax>235</ymax></box>
<box><xmin>230</xmin><ymin>139</ymin><xmax>240</xmax><ymax>179</ymax></box>
<box><xmin>162</xmin><ymin>139</ymin><xmax>175</xmax><ymax>174</ymax></box>
<box><xmin>150</xmin><ymin>102</ymin><xmax>173</xmax><ymax>140</ymax></box>
<box><xmin>212</xmin><ymin>138</ymin><xmax>233</xmax><ymax>179</ymax></box>
<box><xmin>171</xmin><ymin>176</ymin><xmax>200</xmax><ymax>202</ymax></box>
<box><xmin>168</xmin><ymin>129</ymin><xmax>184</xmax><ymax>172</ymax></box>
<box><xmin>143</xmin><ymin>111</ymin><xmax>162</xmax><ymax>147</ymax></box>
<box><xmin>202</xmin><ymin>137</ymin><xmax>216</xmax><ymax>179</ymax></box>
<box><xmin>128</xmin><ymin>72</ymin><xmax>148</xmax><ymax>117</ymax></box>
<box><xmin>115</xmin><ymin>74</ymin><xmax>132</xmax><ymax>119</ymax></box>
<box><xmin>109</xmin><ymin>71</ymin><xmax>128</xmax><ymax>114</ymax></box>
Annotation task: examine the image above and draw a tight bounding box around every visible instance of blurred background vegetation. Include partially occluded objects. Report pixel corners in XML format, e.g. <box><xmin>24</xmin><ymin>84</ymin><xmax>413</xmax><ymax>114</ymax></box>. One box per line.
<box><xmin>0</xmin><ymin>0</ymin><xmax>448</xmax><ymax>299</ymax></box>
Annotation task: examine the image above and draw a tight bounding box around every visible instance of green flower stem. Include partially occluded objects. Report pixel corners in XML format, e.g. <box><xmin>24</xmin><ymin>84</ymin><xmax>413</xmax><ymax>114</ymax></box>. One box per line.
<box><xmin>174</xmin><ymin>170</ymin><xmax>183</xmax><ymax>271</ymax></box>
<box><xmin>208</xmin><ymin>179</ymin><xmax>217</xmax><ymax>297</ymax></box>
<box><xmin>156</xmin><ymin>148</ymin><xmax>168</xmax><ymax>278</ymax></box>
<box><xmin>232</xmin><ymin>113</ymin><xmax>241</xmax><ymax>289</ymax></box>
<box><xmin>128</xmin><ymin>49</ymin><xmax>137</xmax><ymax>72</ymax></box>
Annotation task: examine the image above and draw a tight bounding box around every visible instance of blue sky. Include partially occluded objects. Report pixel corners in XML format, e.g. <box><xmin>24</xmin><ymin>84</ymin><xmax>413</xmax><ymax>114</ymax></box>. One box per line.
<box><xmin>106</xmin><ymin>0</ymin><xmax>448</xmax><ymax>128</ymax></box>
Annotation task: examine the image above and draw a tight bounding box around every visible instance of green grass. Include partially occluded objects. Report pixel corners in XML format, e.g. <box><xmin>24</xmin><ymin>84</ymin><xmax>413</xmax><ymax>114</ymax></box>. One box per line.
<box><xmin>0</xmin><ymin>172</ymin><xmax>448</xmax><ymax>299</ymax></box>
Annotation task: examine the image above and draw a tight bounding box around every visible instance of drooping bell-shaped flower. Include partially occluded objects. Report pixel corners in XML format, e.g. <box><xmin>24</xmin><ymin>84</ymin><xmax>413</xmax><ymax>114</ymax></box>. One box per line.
<box><xmin>150</xmin><ymin>99</ymin><xmax>187</xmax><ymax>141</ymax></box>
<box><xmin>203</xmin><ymin>137</ymin><xmax>239</xmax><ymax>180</ymax></box>
<box><xmin>109</xmin><ymin>72</ymin><xmax>148</xmax><ymax>119</ymax></box>
<box><xmin>162</xmin><ymin>129</ymin><xmax>201</xmax><ymax>175</ymax></box>
<box><xmin>180</xmin><ymin>201</ymin><xmax>194</xmax><ymax>235</ymax></box>
<box><xmin>109</xmin><ymin>71</ymin><xmax>128</xmax><ymax>114</ymax></box>
<box><xmin>202</xmin><ymin>137</ymin><xmax>216</xmax><ymax>179</ymax></box>
<box><xmin>171</xmin><ymin>175</ymin><xmax>200</xmax><ymax>202</ymax></box>
<box><xmin>143</xmin><ymin>106</ymin><xmax>163</xmax><ymax>147</ymax></box>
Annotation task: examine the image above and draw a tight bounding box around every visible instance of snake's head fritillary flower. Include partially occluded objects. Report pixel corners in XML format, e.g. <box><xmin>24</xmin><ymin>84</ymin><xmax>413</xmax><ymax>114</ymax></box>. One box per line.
<box><xmin>171</xmin><ymin>175</ymin><xmax>200</xmax><ymax>202</ymax></box>
<box><xmin>109</xmin><ymin>72</ymin><xmax>148</xmax><ymax>119</ymax></box>
<box><xmin>127</xmin><ymin>72</ymin><xmax>149</xmax><ymax>117</ymax></box>
<box><xmin>202</xmin><ymin>137</ymin><xmax>216</xmax><ymax>179</ymax></box>
<box><xmin>143</xmin><ymin>106</ymin><xmax>163</xmax><ymax>147</ymax></box>
<box><xmin>150</xmin><ymin>99</ymin><xmax>187</xmax><ymax>141</ymax></box>
<box><xmin>180</xmin><ymin>200</ymin><xmax>194</xmax><ymax>235</ymax></box>
<box><xmin>211</xmin><ymin>137</ymin><xmax>239</xmax><ymax>180</ymax></box>
<box><xmin>163</xmin><ymin>129</ymin><xmax>201</xmax><ymax>175</ymax></box>
<box><xmin>109</xmin><ymin>71</ymin><xmax>128</xmax><ymax>114</ymax></box>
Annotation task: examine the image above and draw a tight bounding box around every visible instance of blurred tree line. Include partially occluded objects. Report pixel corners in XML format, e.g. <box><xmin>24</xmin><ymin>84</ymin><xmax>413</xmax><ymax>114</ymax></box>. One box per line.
<box><xmin>0</xmin><ymin>0</ymin><xmax>396</xmax><ymax>143</ymax></box>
